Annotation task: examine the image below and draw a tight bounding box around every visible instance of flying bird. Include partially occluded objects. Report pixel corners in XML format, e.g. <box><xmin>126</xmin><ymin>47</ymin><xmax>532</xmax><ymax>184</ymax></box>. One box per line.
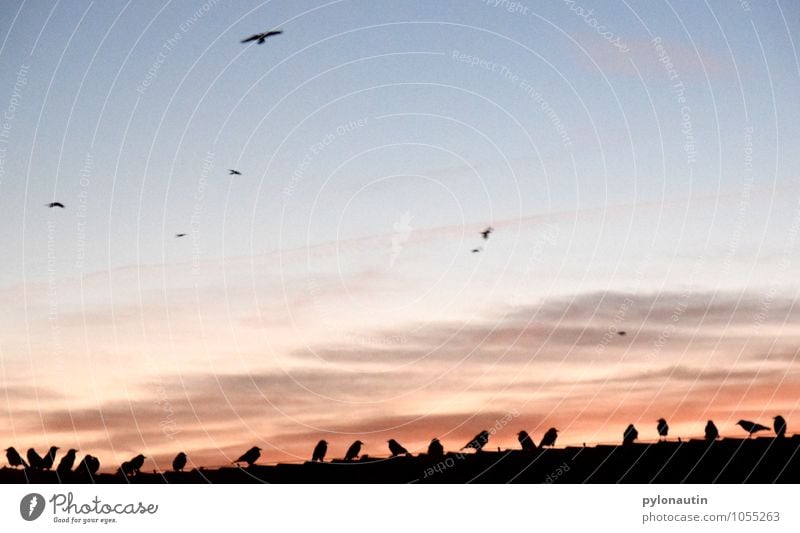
<box><xmin>45</xmin><ymin>202</ymin><xmax>65</xmax><ymax>208</ymax></box>
<box><xmin>427</xmin><ymin>438</ymin><xmax>444</xmax><ymax>458</ymax></box>
<box><xmin>5</xmin><ymin>447</ymin><xmax>28</xmax><ymax>468</ymax></box>
<box><xmin>79</xmin><ymin>455</ymin><xmax>100</xmax><ymax>476</ymax></box>
<box><xmin>773</xmin><ymin>415</ymin><xmax>787</xmax><ymax>438</ymax></box>
<box><xmin>344</xmin><ymin>440</ymin><xmax>363</xmax><ymax>461</ymax></box>
<box><xmin>388</xmin><ymin>439</ymin><xmax>410</xmax><ymax>457</ymax></box>
<box><xmin>172</xmin><ymin>452</ymin><xmax>187</xmax><ymax>472</ymax></box>
<box><xmin>56</xmin><ymin>449</ymin><xmax>78</xmax><ymax>477</ymax></box>
<box><xmin>41</xmin><ymin>446</ymin><xmax>59</xmax><ymax>470</ymax></box>
<box><xmin>311</xmin><ymin>440</ymin><xmax>327</xmax><ymax>462</ymax></box>
<box><xmin>737</xmin><ymin>419</ymin><xmax>770</xmax><ymax>437</ymax></box>
<box><xmin>623</xmin><ymin>424</ymin><xmax>639</xmax><ymax>445</ymax></box>
<box><xmin>480</xmin><ymin>226</ymin><xmax>494</xmax><ymax>240</ymax></box>
<box><xmin>657</xmin><ymin>419</ymin><xmax>669</xmax><ymax>441</ymax></box>
<box><xmin>471</xmin><ymin>247</ymin><xmax>483</xmax><ymax>253</ymax></box>
<box><xmin>617</xmin><ymin>331</ymin><xmax>627</xmax><ymax>336</ymax></box>
<box><xmin>26</xmin><ymin>448</ymin><xmax>44</xmax><ymax>470</ymax></box>
<box><xmin>704</xmin><ymin>420</ymin><xmax>719</xmax><ymax>441</ymax></box>
<box><xmin>228</xmin><ymin>169</ymin><xmax>242</xmax><ymax>175</ymax></box>
<box><xmin>233</xmin><ymin>446</ymin><xmax>261</xmax><ymax>467</ymax></box>
<box><xmin>461</xmin><ymin>430</ymin><xmax>490</xmax><ymax>452</ymax></box>
<box><xmin>539</xmin><ymin>428</ymin><xmax>559</xmax><ymax>448</ymax></box>
<box><xmin>175</xmin><ymin>233</ymin><xmax>187</xmax><ymax>238</ymax></box>
<box><xmin>517</xmin><ymin>431</ymin><xmax>536</xmax><ymax>451</ymax></box>
<box><xmin>241</xmin><ymin>30</ymin><xmax>283</xmax><ymax>44</ymax></box>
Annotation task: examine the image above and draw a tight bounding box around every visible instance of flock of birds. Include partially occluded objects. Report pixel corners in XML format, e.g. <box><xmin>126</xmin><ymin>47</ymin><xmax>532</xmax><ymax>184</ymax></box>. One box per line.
<box><xmin>3</xmin><ymin>416</ymin><xmax>788</xmax><ymax>476</ymax></box>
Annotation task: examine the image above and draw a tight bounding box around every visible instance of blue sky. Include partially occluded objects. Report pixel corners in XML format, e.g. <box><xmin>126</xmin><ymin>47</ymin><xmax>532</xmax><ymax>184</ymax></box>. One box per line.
<box><xmin>1</xmin><ymin>1</ymin><xmax>799</xmax><ymax>468</ymax></box>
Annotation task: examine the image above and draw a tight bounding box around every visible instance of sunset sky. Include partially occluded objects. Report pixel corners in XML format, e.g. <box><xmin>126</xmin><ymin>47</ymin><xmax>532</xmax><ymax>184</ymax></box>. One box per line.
<box><xmin>1</xmin><ymin>1</ymin><xmax>799</xmax><ymax>472</ymax></box>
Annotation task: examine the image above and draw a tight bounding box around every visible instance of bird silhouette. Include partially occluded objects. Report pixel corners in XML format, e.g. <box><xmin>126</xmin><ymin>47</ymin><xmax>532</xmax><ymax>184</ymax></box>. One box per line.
<box><xmin>118</xmin><ymin>454</ymin><xmax>146</xmax><ymax>476</ymax></box>
<box><xmin>56</xmin><ymin>449</ymin><xmax>78</xmax><ymax>477</ymax></box>
<box><xmin>471</xmin><ymin>247</ymin><xmax>483</xmax><ymax>253</ymax></box>
<box><xmin>241</xmin><ymin>30</ymin><xmax>282</xmax><ymax>44</ymax></box>
<box><xmin>623</xmin><ymin>424</ymin><xmax>639</xmax><ymax>445</ymax></box>
<box><xmin>26</xmin><ymin>448</ymin><xmax>44</xmax><ymax>470</ymax></box>
<box><xmin>461</xmin><ymin>430</ymin><xmax>490</xmax><ymax>452</ymax></box>
<box><xmin>773</xmin><ymin>416</ymin><xmax>787</xmax><ymax>438</ymax></box>
<box><xmin>737</xmin><ymin>419</ymin><xmax>770</xmax><ymax>437</ymax></box>
<box><xmin>704</xmin><ymin>420</ymin><xmax>719</xmax><ymax>440</ymax></box>
<box><xmin>233</xmin><ymin>446</ymin><xmax>261</xmax><ymax>467</ymax></box>
<box><xmin>427</xmin><ymin>438</ymin><xmax>444</xmax><ymax>458</ymax></box>
<box><xmin>517</xmin><ymin>431</ymin><xmax>536</xmax><ymax>451</ymax></box>
<box><xmin>617</xmin><ymin>331</ymin><xmax>627</xmax><ymax>336</ymax></box>
<box><xmin>311</xmin><ymin>440</ymin><xmax>327</xmax><ymax>462</ymax></box>
<box><xmin>79</xmin><ymin>455</ymin><xmax>100</xmax><ymax>476</ymax></box>
<box><xmin>172</xmin><ymin>452</ymin><xmax>187</xmax><ymax>472</ymax></box>
<box><xmin>175</xmin><ymin>233</ymin><xmax>187</xmax><ymax>238</ymax></box>
<box><xmin>388</xmin><ymin>439</ymin><xmax>409</xmax><ymax>457</ymax></box>
<box><xmin>228</xmin><ymin>169</ymin><xmax>242</xmax><ymax>175</ymax></box>
<box><xmin>46</xmin><ymin>202</ymin><xmax>65</xmax><ymax>208</ymax></box>
<box><xmin>657</xmin><ymin>419</ymin><xmax>669</xmax><ymax>441</ymax></box>
<box><xmin>41</xmin><ymin>446</ymin><xmax>59</xmax><ymax>470</ymax></box>
<box><xmin>344</xmin><ymin>440</ymin><xmax>363</xmax><ymax>461</ymax></box>
<box><xmin>5</xmin><ymin>447</ymin><xmax>28</xmax><ymax>468</ymax></box>
<box><xmin>480</xmin><ymin>227</ymin><xmax>494</xmax><ymax>240</ymax></box>
<box><xmin>539</xmin><ymin>428</ymin><xmax>559</xmax><ymax>448</ymax></box>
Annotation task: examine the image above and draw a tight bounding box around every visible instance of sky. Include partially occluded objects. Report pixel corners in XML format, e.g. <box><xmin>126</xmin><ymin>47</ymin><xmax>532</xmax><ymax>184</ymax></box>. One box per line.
<box><xmin>0</xmin><ymin>0</ymin><xmax>799</xmax><ymax>472</ymax></box>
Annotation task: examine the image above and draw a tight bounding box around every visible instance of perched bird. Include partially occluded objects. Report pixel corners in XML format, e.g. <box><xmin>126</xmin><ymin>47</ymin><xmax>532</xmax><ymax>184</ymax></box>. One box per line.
<box><xmin>118</xmin><ymin>454</ymin><xmax>146</xmax><ymax>476</ymax></box>
<box><xmin>773</xmin><ymin>416</ymin><xmax>787</xmax><ymax>438</ymax></box>
<box><xmin>539</xmin><ymin>428</ymin><xmax>559</xmax><ymax>448</ymax></box>
<box><xmin>461</xmin><ymin>430</ymin><xmax>490</xmax><ymax>452</ymax></box>
<box><xmin>41</xmin><ymin>446</ymin><xmax>59</xmax><ymax>470</ymax></box>
<box><xmin>175</xmin><ymin>233</ymin><xmax>187</xmax><ymax>238</ymax></box>
<box><xmin>5</xmin><ymin>447</ymin><xmax>28</xmax><ymax>468</ymax></box>
<box><xmin>311</xmin><ymin>440</ymin><xmax>327</xmax><ymax>462</ymax></box>
<box><xmin>46</xmin><ymin>202</ymin><xmax>65</xmax><ymax>208</ymax></box>
<box><xmin>623</xmin><ymin>424</ymin><xmax>639</xmax><ymax>445</ymax></box>
<box><xmin>704</xmin><ymin>420</ymin><xmax>719</xmax><ymax>441</ymax></box>
<box><xmin>56</xmin><ymin>449</ymin><xmax>78</xmax><ymax>477</ymax></box>
<box><xmin>26</xmin><ymin>448</ymin><xmax>44</xmax><ymax>470</ymax></box>
<box><xmin>344</xmin><ymin>440</ymin><xmax>363</xmax><ymax>461</ymax></box>
<box><xmin>228</xmin><ymin>169</ymin><xmax>242</xmax><ymax>175</ymax></box>
<box><xmin>657</xmin><ymin>419</ymin><xmax>669</xmax><ymax>441</ymax></box>
<box><xmin>79</xmin><ymin>455</ymin><xmax>100</xmax><ymax>476</ymax></box>
<box><xmin>388</xmin><ymin>439</ymin><xmax>409</xmax><ymax>457</ymax></box>
<box><xmin>233</xmin><ymin>447</ymin><xmax>261</xmax><ymax>467</ymax></box>
<box><xmin>737</xmin><ymin>419</ymin><xmax>770</xmax><ymax>437</ymax></box>
<box><xmin>172</xmin><ymin>452</ymin><xmax>187</xmax><ymax>472</ymax></box>
<box><xmin>480</xmin><ymin>226</ymin><xmax>494</xmax><ymax>240</ymax></box>
<box><xmin>241</xmin><ymin>30</ymin><xmax>282</xmax><ymax>44</ymax></box>
<box><xmin>517</xmin><ymin>431</ymin><xmax>536</xmax><ymax>451</ymax></box>
<box><xmin>471</xmin><ymin>247</ymin><xmax>483</xmax><ymax>253</ymax></box>
<box><xmin>427</xmin><ymin>438</ymin><xmax>444</xmax><ymax>458</ymax></box>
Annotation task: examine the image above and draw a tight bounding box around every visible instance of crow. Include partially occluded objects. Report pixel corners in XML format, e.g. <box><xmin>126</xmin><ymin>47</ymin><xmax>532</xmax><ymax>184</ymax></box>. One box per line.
<box><xmin>517</xmin><ymin>431</ymin><xmax>536</xmax><ymax>451</ymax></box>
<box><xmin>175</xmin><ymin>233</ymin><xmax>187</xmax><ymax>238</ymax></box>
<box><xmin>228</xmin><ymin>169</ymin><xmax>242</xmax><ymax>175</ymax></box>
<box><xmin>704</xmin><ymin>420</ymin><xmax>719</xmax><ymax>441</ymax></box>
<box><xmin>119</xmin><ymin>454</ymin><xmax>146</xmax><ymax>476</ymax></box>
<box><xmin>737</xmin><ymin>419</ymin><xmax>770</xmax><ymax>437</ymax></box>
<box><xmin>26</xmin><ymin>448</ymin><xmax>44</xmax><ymax>470</ymax></box>
<box><xmin>617</xmin><ymin>331</ymin><xmax>627</xmax><ymax>336</ymax></box>
<box><xmin>623</xmin><ymin>424</ymin><xmax>638</xmax><ymax>445</ymax></box>
<box><xmin>46</xmin><ymin>202</ymin><xmax>65</xmax><ymax>208</ymax></box>
<box><xmin>56</xmin><ymin>449</ymin><xmax>78</xmax><ymax>478</ymax></box>
<box><xmin>344</xmin><ymin>440</ymin><xmax>363</xmax><ymax>461</ymax></box>
<box><xmin>480</xmin><ymin>227</ymin><xmax>494</xmax><ymax>240</ymax></box>
<box><xmin>172</xmin><ymin>452</ymin><xmax>187</xmax><ymax>472</ymax></box>
<box><xmin>773</xmin><ymin>415</ymin><xmax>787</xmax><ymax>438</ymax></box>
<box><xmin>388</xmin><ymin>439</ymin><xmax>409</xmax><ymax>457</ymax></box>
<box><xmin>471</xmin><ymin>247</ymin><xmax>483</xmax><ymax>253</ymax></box>
<box><xmin>427</xmin><ymin>438</ymin><xmax>444</xmax><ymax>458</ymax></box>
<box><xmin>41</xmin><ymin>446</ymin><xmax>59</xmax><ymax>470</ymax></box>
<box><xmin>311</xmin><ymin>440</ymin><xmax>327</xmax><ymax>462</ymax></box>
<box><xmin>5</xmin><ymin>447</ymin><xmax>28</xmax><ymax>468</ymax></box>
<box><xmin>233</xmin><ymin>446</ymin><xmax>261</xmax><ymax>467</ymax></box>
<box><xmin>461</xmin><ymin>430</ymin><xmax>490</xmax><ymax>452</ymax></box>
<box><xmin>539</xmin><ymin>428</ymin><xmax>559</xmax><ymax>448</ymax></box>
<box><xmin>657</xmin><ymin>419</ymin><xmax>669</xmax><ymax>441</ymax></box>
<box><xmin>241</xmin><ymin>30</ymin><xmax>282</xmax><ymax>44</ymax></box>
<box><xmin>79</xmin><ymin>455</ymin><xmax>100</xmax><ymax>476</ymax></box>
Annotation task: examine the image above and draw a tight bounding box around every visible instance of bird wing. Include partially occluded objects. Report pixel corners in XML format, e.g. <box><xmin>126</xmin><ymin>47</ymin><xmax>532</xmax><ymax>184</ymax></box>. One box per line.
<box><xmin>265</xmin><ymin>30</ymin><xmax>283</xmax><ymax>37</ymax></box>
<box><xmin>241</xmin><ymin>34</ymin><xmax>260</xmax><ymax>43</ymax></box>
